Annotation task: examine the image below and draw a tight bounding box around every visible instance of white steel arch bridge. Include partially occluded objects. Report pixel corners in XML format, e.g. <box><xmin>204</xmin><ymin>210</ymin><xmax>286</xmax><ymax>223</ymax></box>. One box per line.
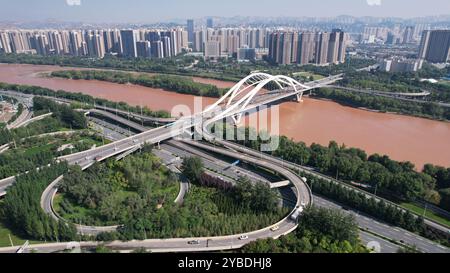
<box><xmin>202</xmin><ymin>72</ymin><xmax>340</xmax><ymax>124</ymax></box>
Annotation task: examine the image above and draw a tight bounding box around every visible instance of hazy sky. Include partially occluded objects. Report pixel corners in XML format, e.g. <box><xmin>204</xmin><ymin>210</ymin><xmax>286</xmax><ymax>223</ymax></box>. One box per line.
<box><xmin>0</xmin><ymin>0</ymin><xmax>449</xmax><ymax>23</ymax></box>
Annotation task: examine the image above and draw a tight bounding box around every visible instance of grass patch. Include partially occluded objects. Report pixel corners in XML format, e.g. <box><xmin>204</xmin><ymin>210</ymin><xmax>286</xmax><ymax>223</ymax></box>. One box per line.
<box><xmin>438</xmin><ymin>80</ymin><xmax>450</xmax><ymax>88</ymax></box>
<box><xmin>400</xmin><ymin>202</ymin><xmax>450</xmax><ymax>227</ymax></box>
<box><xmin>293</xmin><ymin>71</ymin><xmax>325</xmax><ymax>81</ymax></box>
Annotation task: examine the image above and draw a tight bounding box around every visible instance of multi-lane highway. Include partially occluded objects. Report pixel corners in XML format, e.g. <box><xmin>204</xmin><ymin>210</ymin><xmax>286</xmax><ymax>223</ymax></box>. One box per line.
<box><xmin>199</xmin><ymin>115</ymin><xmax>450</xmax><ymax>238</ymax></box>
<box><xmin>44</xmin><ymin>95</ymin><xmax>176</xmax><ymax>124</ymax></box>
<box><xmin>1</xmin><ymin>71</ymin><xmax>449</xmax><ymax>253</ymax></box>
<box><xmin>2</xmin><ymin>91</ymin><xmax>33</xmax><ymax>130</ymax></box>
<box><xmin>313</xmin><ymin>196</ymin><xmax>449</xmax><ymax>253</ymax></box>
<box><xmin>6</xmin><ymin>136</ymin><xmax>309</xmax><ymax>252</ymax></box>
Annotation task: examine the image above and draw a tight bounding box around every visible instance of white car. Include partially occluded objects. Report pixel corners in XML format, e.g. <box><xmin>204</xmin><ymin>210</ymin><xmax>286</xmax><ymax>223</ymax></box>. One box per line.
<box><xmin>238</xmin><ymin>235</ymin><xmax>249</xmax><ymax>240</ymax></box>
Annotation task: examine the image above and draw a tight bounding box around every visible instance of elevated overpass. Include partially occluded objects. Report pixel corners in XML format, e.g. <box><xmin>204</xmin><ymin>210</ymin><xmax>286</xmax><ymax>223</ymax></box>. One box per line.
<box><xmin>328</xmin><ymin>85</ymin><xmax>431</xmax><ymax>98</ymax></box>
<box><xmin>4</xmin><ymin>72</ymin><xmax>448</xmax><ymax>253</ymax></box>
<box><xmin>79</xmin><ymin>108</ymin><xmax>148</xmax><ymax>132</ymax></box>
<box><xmin>45</xmin><ymin>95</ymin><xmax>176</xmax><ymax>125</ymax></box>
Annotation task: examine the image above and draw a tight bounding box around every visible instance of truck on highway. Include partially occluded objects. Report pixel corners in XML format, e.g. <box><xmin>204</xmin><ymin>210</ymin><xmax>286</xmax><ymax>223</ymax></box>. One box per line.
<box><xmin>290</xmin><ymin>206</ymin><xmax>304</xmax><ymax>221</ymax></box>
<box><xmin>224</xmin><ymin>160</ymin><xmax>240</xmax><ymax>171</ymax></box>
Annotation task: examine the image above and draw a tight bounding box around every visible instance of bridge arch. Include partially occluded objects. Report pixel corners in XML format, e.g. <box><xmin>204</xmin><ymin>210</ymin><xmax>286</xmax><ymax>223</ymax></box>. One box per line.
<box><xmin>205</xmin><ymin>73</ymin><xmax>310</xmax><ymax>124</ymax></box>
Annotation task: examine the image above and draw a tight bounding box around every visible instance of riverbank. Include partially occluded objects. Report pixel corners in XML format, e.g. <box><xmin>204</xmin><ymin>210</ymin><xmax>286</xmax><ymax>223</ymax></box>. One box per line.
<box><xmin>1</xmin><ymin>63</ymin><xmax>449</xmax><ymax>169</ymax></box>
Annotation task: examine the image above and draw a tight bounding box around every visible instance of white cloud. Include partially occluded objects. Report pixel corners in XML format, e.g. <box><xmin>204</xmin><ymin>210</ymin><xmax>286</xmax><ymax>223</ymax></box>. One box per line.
<box><xmin>66</xmin><ymin>0</ymin><xmax>81</xmax><ymax>6</ymax></box>
<box><xmin>366</xmin><ymin>0</ymin><xmax>382</xmax><ymax>6</ymax></box>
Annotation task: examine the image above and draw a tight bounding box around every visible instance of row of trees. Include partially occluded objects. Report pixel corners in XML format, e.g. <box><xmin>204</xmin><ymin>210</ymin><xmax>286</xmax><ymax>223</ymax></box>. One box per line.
<box><xmin>0</xmin><ymin>144</ymin><xmax>54</xmax><ymax>180</ymax></box>
<box><xmin>232</xmin><ymin>127</ymin><xmax>435</xmax><ymax>203</ymax></box>
<box><xmin>423</xmin><ymin>165</ymin><xmax>450</xmax><ymax>211</ymax></box>
<box><xmin>0</xmin><ymin>163</ymin><xmax>78</xmax><ymax>241</ymax></box>
<box><xmin>33</xmin><ymin>97</ymin><xmax>87</xmax><ymax>129</ymax></box>
<box><xmin>0</xmin><ymin>81</ymin><xmax>170</xmax><ymax>118</ymax></box>
<box><xmin>194</xmin><ymin>55</ymin><xmax>376</xmax><ymax>79</ymax></box>
<box><xmin>51</xmin><ymin>70</ymin><xmax>227</xmax><ymax>98</ymax></box>
<box><xmin>0</xmin><ymin>53</ymin><xmax>196</xmax><ymax>75</ymax></box>
<box><xmin>342</xmin><ymin>66</ymin><xmax>450</xmax><ymax>104</ymax></box>
<box><xmin>1</xmin><ymin>53</ymin><xmax>377</xmax><ymax>83</ymax></box>
<box><xmin>306</xmin><ymin>172</ymin><xmax>424</xmax><ymax>232</ymax></box>
<box><xmin>241</xmin><ymin>206</ymin><xmax>367</xmax><ymax>253</ymax></box>
<box><xmin>227</xmin><ymin>127</ymin><xmax>450</xmax><ymax>244</ymax></box>
<box><xmin>313</xmin><ymin>88</ymin><xmax>450</xmax><ymax>121</ymax></box>
<box><xmin>301</xmin><ymin>171</ymin><xmax>449</xmax><ymax>246</ymax></box>
<box><xmin>342</xmin><ymin>70</ymin><xmax>423</xmax><ymax>93</ymax></box>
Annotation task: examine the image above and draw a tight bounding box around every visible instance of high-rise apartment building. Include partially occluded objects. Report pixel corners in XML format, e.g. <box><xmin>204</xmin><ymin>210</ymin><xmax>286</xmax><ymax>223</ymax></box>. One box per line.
<box><xmin>193</xmin><ymin>30</ymin><xmax>204</xmax><ymax>52</ymax></box>
<box><xmin>0</xmin><ymin>32</ymin><xmax>12</xmax><ymax>53</ymax></box>
<box><xmin>204</xmin><ymin>40</ymin><xmax>221</xmax><ymax>59</ymax></box>
<box><xmin>337</xmin><ymin>31</ymin><xmax>347</xmax><ymax>63</ymax></box>
<box><xmin>207</xmin><ymin>18</ymin><xmax>214</xmax><ymax>29</ymax></box>
<box><xmin>120</xmin><ymin>30</ymin><xmax>137</xmax><ymax>58</ymax></box>
<box><xmin>68</xmin><ymin>31</ymin><xmax>84</xmax><ymax>56</ymax></box>
<box><xmin>237</xmin><ymin>47</ymin><xmax>256</xmax><ymax>61</ymax></box>
<box><xmin>297</xmin><ymin>32</ymin><xmax>316</xmax><ymax>65</ymax></box>
<box><xmin>419</xmin><ymin>30</ymin><xmax>450</xmax><ymax>63</ymax></box>
<box><xmin>93</xmin><ymin>33</ymin><xmax>105</xmax><ymax>58</ymax></box>
<box><xmin>187</xmin><ymin>19</ymin><xmax>195</xmax><ymax>44</ymax></box>
<box><xmin>315</xmin><ymin>32</ymin><xmax>330</xmax><ymax>65</ymax></box>
<box><xmin>381</xmin><ymin>58</ymin><xmax>421</xmax><ymax>72</ymax></box>
<box><xmin>403</xmin><ymin>26</ymin><xmax>415</xmax><ymax>44</ymax></box>
<box><xmin>151</xmin><ymin>40</ymin><xmax>164</xmax><ymax>58</ymax></box>
<box><xmin>327</xmin><ymin>31</ymin><xmax>341</xmax><ymax>64</ymax></box>
<box><xmin>161</xmin><ymin>36</ymin><xmax>172</xmax><ymax>58</ymax></box>
<box><xmin>136</xmin><ymin>41</ymin><xmax>151</xmax><ymax>58</ymax></box>
<box><xmin>327</xmin><ymin>29</ymin><xmax>347</xmax><ymax>64</ymax></box>
<box><xmin>269</xmin><ymin>30</ymin><xmax>348</xmax><ymax>66</ymax></box>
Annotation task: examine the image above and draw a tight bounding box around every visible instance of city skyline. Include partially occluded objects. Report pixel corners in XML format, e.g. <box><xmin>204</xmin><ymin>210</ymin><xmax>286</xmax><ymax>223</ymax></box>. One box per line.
<box><xmin>0</xmin><ymin>0</ymin><xmax>450</xmax><ymax>24</ymax></box>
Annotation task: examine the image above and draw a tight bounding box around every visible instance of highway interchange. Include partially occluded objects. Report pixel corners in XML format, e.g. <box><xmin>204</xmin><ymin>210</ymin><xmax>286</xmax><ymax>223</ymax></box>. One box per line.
<box><xmin>2</xmin><ymin>109</ymin><xmax>444</xmax><ymax>253</ymax></box>
<box><xmin>0</xmin><ymin>75</ymin><xmax>449</xmax><ymax>253</ymax></box>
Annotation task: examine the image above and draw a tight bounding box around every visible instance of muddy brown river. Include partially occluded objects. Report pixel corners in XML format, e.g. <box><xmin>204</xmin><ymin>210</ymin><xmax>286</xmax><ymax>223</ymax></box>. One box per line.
<box><xmin>0</xmin><ymin>63</ymin><xmax>449</xmax><ymax>169</ymax></box>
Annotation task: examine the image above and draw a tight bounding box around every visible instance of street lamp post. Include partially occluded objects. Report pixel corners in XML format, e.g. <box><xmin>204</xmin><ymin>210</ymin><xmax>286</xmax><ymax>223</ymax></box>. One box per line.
<box><xmin>8</xmin><ymin>234</ymin><xmax>13</xmax><ymax>247</ymax></box>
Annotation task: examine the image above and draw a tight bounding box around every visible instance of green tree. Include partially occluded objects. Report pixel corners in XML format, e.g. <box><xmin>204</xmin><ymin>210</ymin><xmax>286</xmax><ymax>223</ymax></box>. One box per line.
<box><xmin>181</xmin><ymin>156</ymin><xmax>204</xmax><ymax>184</ymax></box>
